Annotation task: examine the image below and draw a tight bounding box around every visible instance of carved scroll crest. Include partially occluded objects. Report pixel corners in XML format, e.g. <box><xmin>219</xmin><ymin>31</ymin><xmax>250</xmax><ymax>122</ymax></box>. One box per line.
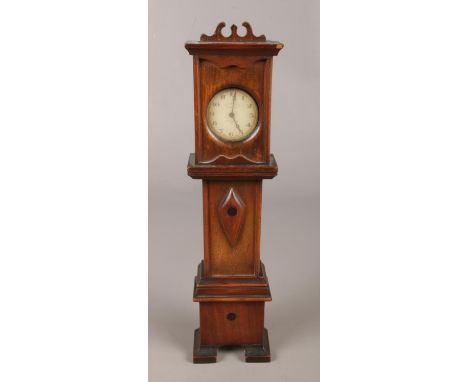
<box><xmin>200</xmin><ymin>22</ymin><xmax>266</xmax><ymax>42</ymax></box>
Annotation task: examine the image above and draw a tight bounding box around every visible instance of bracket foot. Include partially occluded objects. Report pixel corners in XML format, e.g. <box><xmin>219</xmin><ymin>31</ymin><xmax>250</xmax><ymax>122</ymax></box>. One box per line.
<box><xmin>193</xmin><ymin>329</ymin><xmax>217</xmax><ymax>363</ymax></box>
<box><xmin>245</xmin><ymin>328</ymin><xmax>271</xmax><ymax>362</ymax></box>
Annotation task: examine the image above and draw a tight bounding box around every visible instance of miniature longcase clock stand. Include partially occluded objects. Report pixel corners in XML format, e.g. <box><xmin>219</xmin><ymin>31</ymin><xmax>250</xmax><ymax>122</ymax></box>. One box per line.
<box><xmin>185</xmin><ymin>22</ymin><xmax>283</xmax><ymax>363</ymax></box>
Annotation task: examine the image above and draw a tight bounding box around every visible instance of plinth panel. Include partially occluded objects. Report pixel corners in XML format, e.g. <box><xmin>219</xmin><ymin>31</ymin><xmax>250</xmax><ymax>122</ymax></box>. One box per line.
<box><xmin>199</xmin><ymin>301</ymin><xmax>264</xmax><ymax>346</ymax></box>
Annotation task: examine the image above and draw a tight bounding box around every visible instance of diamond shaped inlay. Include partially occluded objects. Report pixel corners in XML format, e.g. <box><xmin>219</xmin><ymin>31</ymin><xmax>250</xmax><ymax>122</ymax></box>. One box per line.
<box><xmin>218</xmin><ymin>188</ymin><xmax>246</xmax><ymax>247</ymax></box>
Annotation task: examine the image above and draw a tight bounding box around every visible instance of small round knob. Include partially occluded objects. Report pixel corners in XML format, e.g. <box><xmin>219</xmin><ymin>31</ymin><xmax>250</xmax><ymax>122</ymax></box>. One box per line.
<box><xmin>227</xmin><ymin>207</ymin><xmax>237</xmax><ymax>216</ymax></box>
<box><xmin>226</xmin><ymin>312</ymin><xmax>236</xmax><ymax>321</ymax></box>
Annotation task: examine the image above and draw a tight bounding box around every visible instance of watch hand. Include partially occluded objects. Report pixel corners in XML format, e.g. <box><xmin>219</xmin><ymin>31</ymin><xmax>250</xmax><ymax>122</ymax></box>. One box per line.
<box><xmin>228</xmin><ymin>92</ymin><xmax>242</xmax><ymax>134</ymax></box>
<box><xmin>232</xmin><ymin>117</ymin><xmax>242</xmax><ymax>134</ymax></box>
<box><xmin>228</xmin><ymin>111</ymin><xmax>242</xmax><ymax>134</ymax></box>
<box><xmin>231</xmin><ymin>90</ymin><xmax>237</xmax><ymax>113</ymax></box>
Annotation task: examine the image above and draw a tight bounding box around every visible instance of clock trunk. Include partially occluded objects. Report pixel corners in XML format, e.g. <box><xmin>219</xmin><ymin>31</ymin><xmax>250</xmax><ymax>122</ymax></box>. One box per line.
<box><xmin>202</xmin><ymin>179</ymin><xmax>262</xmax><ymax>277</ymax></box>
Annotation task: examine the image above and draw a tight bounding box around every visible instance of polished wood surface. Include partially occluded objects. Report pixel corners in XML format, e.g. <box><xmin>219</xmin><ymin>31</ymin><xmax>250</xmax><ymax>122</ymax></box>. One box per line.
<box><xmin>203</xmin><ymin>179</ymin><xmax>262</xmax><ymax>277</ymax></box>
<box><xmin>190</xmin><ymin>56</ymin><xmax>273</xmax><ymax>164</ymax></box>
<box><xmin>200</xmin><ymin>302</ymin><xmax>264</xmax><ymax>346</ymax></box>
<box><xmin>186</xmin><ymin>23</ymin><xmax>282</xmax><ymax>165</ymax></box>
<box><xmin>187</xmin><ymin>153</ymin><xmax>278</xmax><ymax>180</ymax></box>
<box><xmin>200</xmin><ymin>22</ymin><xmax>266</xmax><ymax>42</ymax></box>
<box><xmin>193</xmin><ymin>261</ymin><xmax>271</xmax><ymax>302</ymax></box>
<box><xmin>193</xmin><ymin>328</ymin><xmax>271</xmax><ymax>364</ymax></box>
<box><xmin>186</xmin><ymin>22</ymin><xmax>282</xmax><ymax>363</ymax></box>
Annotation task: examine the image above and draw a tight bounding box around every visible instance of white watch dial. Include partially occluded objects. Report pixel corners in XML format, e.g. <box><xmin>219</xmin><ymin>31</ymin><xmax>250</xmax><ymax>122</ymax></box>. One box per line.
<box><xmin>207</xmin><ymin>88</ymin><xmax>259</xmax><ymax>142</ymax></box>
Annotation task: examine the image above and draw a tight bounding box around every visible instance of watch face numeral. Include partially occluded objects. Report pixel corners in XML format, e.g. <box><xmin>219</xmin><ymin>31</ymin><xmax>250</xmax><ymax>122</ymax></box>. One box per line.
<box><xmin>207</xmin><ymin>88</ymin><xmax>258</xmax><ymax>142</ymax></box>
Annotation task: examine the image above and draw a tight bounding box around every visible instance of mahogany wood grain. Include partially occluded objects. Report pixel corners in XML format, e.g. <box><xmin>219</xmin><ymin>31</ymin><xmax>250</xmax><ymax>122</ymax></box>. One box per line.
<box><xmin>193</xmin><ymin>261</ymin><xmax>271</xmax><ymax>302</ymax></box>
<box><xmin>193</xmin><ymin>57</ymin><xmax>272</xmax><ymax>164</ymax></box>
<box><xmin>186</xmin><ymin>23</ymin><xmax>283</xmax><ymax>165</ymax></box>
<box><xmin>187</xmin><ymin>153</ymin><xmax>278</xmax><ymax>180</ymax></box>
<box><xmin>203</xmin><ymin>180</ymin><xmax>262</xmax><ymax>277</ymax></box>
<box><xmin>217</xmin><ymin>188</ymin><xmax>246</xmax><ymax>246</ymax></box>
<box><xmin>199</xmin><ymin>302</ymin><xmax>264</xmax><ymax>346</ymax></box>
<box><xmin>200</xmin><ymin>22</ymin><xmax>266</xmax><ymax>42</ymax></box>
<box><xmin>186</xmin><ymin>22</ymin><xmax>282</xmax><ymax>363</ymax></box>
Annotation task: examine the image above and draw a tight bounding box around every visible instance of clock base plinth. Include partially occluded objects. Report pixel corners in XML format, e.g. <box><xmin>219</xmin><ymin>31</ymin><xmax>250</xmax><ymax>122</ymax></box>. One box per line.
<box><xmin>193</xmin><ymin>328</ymin><xmax>271</xmax><ymax>364</ymax></box>
<box><xmin>192</xmin><ymin>262</ymin><xmax>272</xmax><ymax>363</ymax></box>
